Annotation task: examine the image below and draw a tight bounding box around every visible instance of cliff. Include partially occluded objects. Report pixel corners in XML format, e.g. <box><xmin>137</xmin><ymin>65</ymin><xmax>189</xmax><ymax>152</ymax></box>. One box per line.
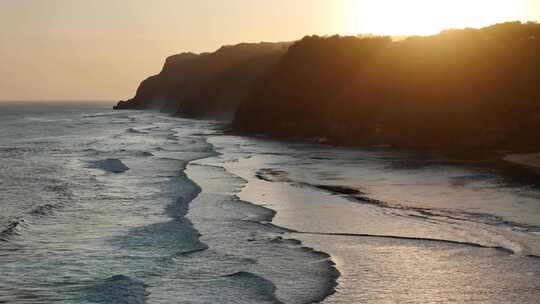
<box><xmin>116</xmin><ymin>21</ymin><xmax>540</xmax><ymax>150</ymax></box>
<box><xmin>114</xmin><ymin>42</ymin><xmax>289</xmax><ymax>120</ymax></box>
<box><xmin>232</xmin><ymin>22</ymin><xmax>540</xmax><ymax>149</ymax></box>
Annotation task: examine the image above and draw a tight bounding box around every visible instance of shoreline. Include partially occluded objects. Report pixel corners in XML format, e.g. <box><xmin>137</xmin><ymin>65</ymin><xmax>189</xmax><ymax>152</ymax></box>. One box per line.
<box><xmin>234</xmin><ymin>164</ymin><xmax>540</xmax><ymax>302</ymax></box>
<box><xmin>115</xmin><ymin>107</ymin><xmax>540</xmax><ymax>171</ymax></box>
<box><xmin>209</xmin><ymin>137</ymin><xmax>540</xmax><ymax>303</ymax></box>
<box><xmin>225</xmin><ymin>127</ymin><xmax>540</xmax><ymax>165</ymax></box>
<box><xmin>186</xmin><ymin>159</ymin><xmax>340</xmax><ymax>303</ymax></box>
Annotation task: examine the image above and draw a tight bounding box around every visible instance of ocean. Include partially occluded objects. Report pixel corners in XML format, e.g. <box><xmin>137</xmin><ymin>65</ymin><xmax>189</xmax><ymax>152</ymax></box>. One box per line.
<box><xmin>1</xmin><ymin>103</ymin><xmax>539</xmax><ymax>303</ymax></box>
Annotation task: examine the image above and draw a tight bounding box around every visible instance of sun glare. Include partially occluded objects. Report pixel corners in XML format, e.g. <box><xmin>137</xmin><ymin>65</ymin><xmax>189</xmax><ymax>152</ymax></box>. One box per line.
<box><xmin>350</xmin><ymin>0</ymin><xmax>523</xmax><ymax>36</ymax></box>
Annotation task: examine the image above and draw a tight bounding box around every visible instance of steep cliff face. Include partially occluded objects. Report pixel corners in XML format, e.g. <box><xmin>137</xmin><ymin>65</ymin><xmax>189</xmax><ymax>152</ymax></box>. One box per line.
<box><xmin>116</xmin><ymin>22</ymin><xmax>540</xmax><ymax>150</ymax></box>
<box><xmin>114</xmin><ymin>43</ymin><xmax>289</xmax><ymax>120</ymax></box>
<box><xmin>114</xmin><ymin>53</ymin><xmax>199</xmax><ymax>110</ymax></box>
<box><xmin>233</xmin><ymin>22</ymin><xmax>540</xmax><ymax>149</ymax></box>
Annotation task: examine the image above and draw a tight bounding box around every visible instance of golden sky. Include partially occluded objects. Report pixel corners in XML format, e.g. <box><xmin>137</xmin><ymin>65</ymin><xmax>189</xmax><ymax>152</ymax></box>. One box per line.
<box><xmin>0</xmin><ymin>0</ymin><xmax>538</xmax><ymax>101</ymax></box>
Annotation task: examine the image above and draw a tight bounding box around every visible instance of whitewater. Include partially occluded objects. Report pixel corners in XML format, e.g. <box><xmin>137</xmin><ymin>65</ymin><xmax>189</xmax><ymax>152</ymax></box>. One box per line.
<box><xmin>1</xmin><ymin>103</ymin><xmax>539</xmax><ymax>303</ymax></box>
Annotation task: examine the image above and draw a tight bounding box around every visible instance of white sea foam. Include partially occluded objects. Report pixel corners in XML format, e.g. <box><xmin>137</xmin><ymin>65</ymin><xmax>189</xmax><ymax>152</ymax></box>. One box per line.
<box><xmin>1</xmin><ymin>105</ymin><xmax>540</xmax><ymax>304</ymax></box>
<box><xmin>205</xmin><ymin>133</ymin><xmax>540</xmax><ymax>303</ymax></box>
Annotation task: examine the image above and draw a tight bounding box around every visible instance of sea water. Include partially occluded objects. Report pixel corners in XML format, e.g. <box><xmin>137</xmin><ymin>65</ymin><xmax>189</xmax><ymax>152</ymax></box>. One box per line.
<box><xmin>0</xmin><ymin>103</ymin><xmax>335</xmax><ymax>303</ymax></box>
<box><xmin>1</xmin><ymin>102</ymin><xmax>539</xmax><ymax>303</ymax></box>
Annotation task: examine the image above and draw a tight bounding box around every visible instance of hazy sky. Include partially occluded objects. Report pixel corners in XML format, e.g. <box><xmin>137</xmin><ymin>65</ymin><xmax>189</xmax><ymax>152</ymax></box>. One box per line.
<box><xmin>1</xmin><ymin>0</ymin><xmax>539</xmax><ymax>101</ymax></box>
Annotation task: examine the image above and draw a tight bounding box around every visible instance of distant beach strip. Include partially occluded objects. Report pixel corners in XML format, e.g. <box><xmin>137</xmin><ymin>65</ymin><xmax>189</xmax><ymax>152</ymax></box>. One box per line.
<box><xmin>504</xmin><ymin>153</ymin><xmax>540</xmax><ymax>168</ymax></box>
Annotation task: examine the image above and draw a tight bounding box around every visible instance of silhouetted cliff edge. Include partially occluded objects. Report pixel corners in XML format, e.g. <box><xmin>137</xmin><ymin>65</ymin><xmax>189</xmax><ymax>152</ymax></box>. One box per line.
<box><xmin>232</xmin><ymin>22</ymin><xmax>540</xmax><ymax>150</ymax></box>
<box><xmin>114</xmin><ymin>42</ymin><xmax>289</xmax><ymax>120</ymax></box>
<box><xmin>116</xmin><ymin>22</ymin><xmax>540</xmax><ymax>150</ymax></box>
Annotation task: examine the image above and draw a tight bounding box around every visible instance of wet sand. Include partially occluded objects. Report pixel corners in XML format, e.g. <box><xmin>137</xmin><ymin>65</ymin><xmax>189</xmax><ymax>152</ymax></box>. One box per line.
<box><xmin>204</xmin><ymin>140</ymin><xmax>540</xmax><ymax>303</ymax></box>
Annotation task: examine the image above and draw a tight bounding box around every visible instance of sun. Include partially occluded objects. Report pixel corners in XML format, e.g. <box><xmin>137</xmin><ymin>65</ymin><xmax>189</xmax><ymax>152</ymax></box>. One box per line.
<box><xmin>349</xmin><ymin>0</ymin><xmax>523</xmax><ymax>36</ymax></box>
